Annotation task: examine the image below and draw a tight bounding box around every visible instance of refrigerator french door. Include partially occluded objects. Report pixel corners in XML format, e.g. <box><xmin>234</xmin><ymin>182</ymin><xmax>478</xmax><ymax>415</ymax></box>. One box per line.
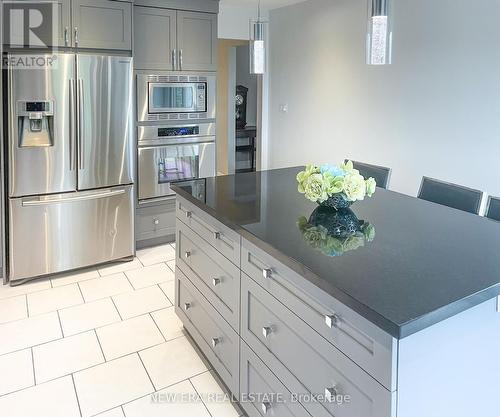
<box><xmin>7</xmin><ymin>53</ymin><xmax>134</xmax><ymax>282</ymax></box>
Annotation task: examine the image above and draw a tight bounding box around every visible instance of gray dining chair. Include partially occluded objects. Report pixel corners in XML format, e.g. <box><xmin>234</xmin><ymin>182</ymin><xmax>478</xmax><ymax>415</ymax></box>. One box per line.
<box><xmin>417</xmin><ymin>177</ymin><xmax>483</xmax><ymax>214</ymax></box>
<box><xmin>485</xmin><ymin>196</ymin><xmax>500</xmax><ymax>222</ymax></box>
<box><xmin>347</xmin><ymin>160</ymin><xmax>392</xmax><ymax>189</ymax></box>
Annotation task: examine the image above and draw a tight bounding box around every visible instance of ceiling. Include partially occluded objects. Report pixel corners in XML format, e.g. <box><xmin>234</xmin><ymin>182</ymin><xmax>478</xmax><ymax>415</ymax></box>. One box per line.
<box><xmin>220</xmin><ymin>0</ymin><xmax>307</xmax><ymax>11</ymax></box>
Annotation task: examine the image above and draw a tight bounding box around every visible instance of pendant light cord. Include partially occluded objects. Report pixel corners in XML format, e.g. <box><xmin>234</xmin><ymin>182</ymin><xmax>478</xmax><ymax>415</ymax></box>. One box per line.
<box><xmin>258</xmin><ymin>0</ymin><xmax>261</xmax><ymax>21</ymax></box>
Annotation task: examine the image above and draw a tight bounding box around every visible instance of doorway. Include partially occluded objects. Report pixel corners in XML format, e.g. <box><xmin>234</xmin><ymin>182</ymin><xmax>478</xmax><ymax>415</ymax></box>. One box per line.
<box><xmin>217</xmin><ymin>39</ymin><xmax>262</xmax><ymax>175</ymax></box>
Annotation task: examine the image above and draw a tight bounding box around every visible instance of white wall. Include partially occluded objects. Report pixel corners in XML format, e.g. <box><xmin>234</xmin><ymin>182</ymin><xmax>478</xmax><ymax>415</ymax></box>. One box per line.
<box><xmin>236</xmin><ymin>45</ymin><xmax>258</xmax><ymax>126</ymax></box>
<box><xmin>218</xmin><ymin>2</ymin><xmax>258</xmax><ymax>40</ymax></box>
<box><xmin>268</xmin><ymin>0</ymin><xmax>500</xmax><ymax>197</ymax></box>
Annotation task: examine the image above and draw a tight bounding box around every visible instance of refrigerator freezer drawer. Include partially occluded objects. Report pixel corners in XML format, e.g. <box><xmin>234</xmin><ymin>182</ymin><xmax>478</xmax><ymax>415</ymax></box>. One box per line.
<box><xmin>8</xmin><ymin>185</ymin><xmax>134</xmax><ymax>282</ymax></box>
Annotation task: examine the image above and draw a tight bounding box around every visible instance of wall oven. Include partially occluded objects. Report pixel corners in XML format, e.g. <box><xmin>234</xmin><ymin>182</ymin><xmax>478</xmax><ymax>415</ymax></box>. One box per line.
<box><xmin>137</xmin><ymin>72</ymin><xmax>216</xmax><ymax>122</ymax></box>
<box><xmin>138</xmin><ymin>122</ymin><xmax>215</xmax><ymax>202</ymax></box>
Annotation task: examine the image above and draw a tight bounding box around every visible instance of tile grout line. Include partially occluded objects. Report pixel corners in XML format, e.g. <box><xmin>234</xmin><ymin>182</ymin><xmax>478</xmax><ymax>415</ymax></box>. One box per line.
<box><xmin>109</xmin><ymin>296</ymin><xmax>123</xmax><ymax>321</ymax></box>
<box><xmin>30</xmin><ymin>347</ymin><xmax>36</xmax><ymax>386</ymax></box>
<box><xmin>137</xmin><ymin>352</ymin><xmax>157</xmax><ymax>392</ymax></box>
<box><xmin>149</xmin><ymin>312</ymin><xmax>167</xmax><ymax>342</ymax></box>
<box><xmin>94</xmin><ymin>328</ymin><xmax>108</xmax><ymax>362</ymax></box>
<box><xmin>56</xmin><ymin>309</ymin><xmax>65</xmax><ymax>338</ymax></box>
<box><xmin>24</xmin><ymin>294</ymin><xmax>29</xmax><ymax>318</ymax></box>
<box><xmin>188</xmin><ymin>378</ymin><xmax>214</xmax><ymax>417</ymax></box>
<box><xmin>71</xmin><ymin>373</ymin><xmax>84</xmax><ymax>417</ymax></box>
<box><xmin>157</xmin><ymin>283</ymin><xmax>174</xmax><ymax>305</ymax></box>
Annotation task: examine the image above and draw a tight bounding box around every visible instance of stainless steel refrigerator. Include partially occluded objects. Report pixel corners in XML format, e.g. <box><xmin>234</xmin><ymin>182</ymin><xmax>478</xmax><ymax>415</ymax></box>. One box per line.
<box><xmin>7</xmin><ymin>53</ymin><xmax>134</xmax><ymax>282</ymax></box>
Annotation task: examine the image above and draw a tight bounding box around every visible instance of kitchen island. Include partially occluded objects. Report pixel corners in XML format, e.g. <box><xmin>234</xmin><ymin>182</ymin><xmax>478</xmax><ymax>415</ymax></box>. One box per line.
<box><xmin>172</xmin><ymin>167</ymin><xmax>500</xmax><ymax>417</ymax></box>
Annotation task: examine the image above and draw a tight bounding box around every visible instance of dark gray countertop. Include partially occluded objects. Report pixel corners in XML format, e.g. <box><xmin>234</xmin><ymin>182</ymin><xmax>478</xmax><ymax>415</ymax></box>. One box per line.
<box><xmin>172</xmin><ymin>167</ymin><xmax>500</xmax><ymax>339</ymax></box>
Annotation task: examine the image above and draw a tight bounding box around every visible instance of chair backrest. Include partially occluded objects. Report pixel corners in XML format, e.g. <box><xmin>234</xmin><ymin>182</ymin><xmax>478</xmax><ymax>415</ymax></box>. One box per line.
<box><xmin>417</xmin><ymin>177</ymin><xmax>483</xmax><ymax>214</ymax></box>
<box><xmin>486</xmin><ymin>196</ymin><xmax>500</xmax><ymax>222</ymax></box>
<box><xmin>348</xmin><ymin>160</ymin><xmax>392</xmax><ymax>189</ymax></box>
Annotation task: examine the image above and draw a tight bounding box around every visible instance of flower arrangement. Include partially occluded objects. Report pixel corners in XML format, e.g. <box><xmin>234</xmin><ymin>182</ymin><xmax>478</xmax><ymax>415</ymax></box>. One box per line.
<box><xmin>296</xmin><ymin>161</ymin><xmax>377</xmax><ymax>207</ymax></box>
<box><xmin>297</xmin><ymin>209</ymin><xmax>375</xmax><ymax>257</ymax></box>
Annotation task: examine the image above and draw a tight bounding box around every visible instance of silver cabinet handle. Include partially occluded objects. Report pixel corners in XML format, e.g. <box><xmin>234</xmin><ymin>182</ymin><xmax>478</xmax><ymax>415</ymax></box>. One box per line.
<box><xmin>184</xmin><ymin>251</ymin><xmax>191</xmax><ymax>259</ymax></box>
<box><xmin>69</xmin><ymin>79</ymin><xmax>75</xmax><ymax>171</ymax></box>
<box><xmin>172</xmin><ymin>49</ymin><xmax>177</xmax><ymax>70</ymax></box>
<box><xmin>211</xmin><ymin>337</ymin><xmax>221</xmax><ymax>348</ymax></box>
<box><xmin>212</xmin><ymin>278</ymin><xmax>221</xmax><ymax>287</ymax></box>
<box><xmin>325</xmin><ymin>314</ymin><xmax>341</xmax><ymax>328</ymax></box>
<box><xmin>262</xmin><ymin>268</ymin><xmax>273</xmax><ymax>279</ymax></box>
<box><xmin>153</xmin><ymin>218</ymin><xmax>159</xmax><ymax>225</ymax></box>
<box><xmin>185</xmin><ymin>211</ymin><xmax>192</xmax><ymax>219</ymax></box>
<box><xmin>325</xmin><ymin>386</ymin><xmax>339</xmax><ymax>402</ymax></box>
<box><xmin>261</xmin><ymin>402</ymin><xmax>271</xmax><ymax>414</ymax></box>
<box><xmin>74</xmin><ymin>27</ymin><xmax>79</xmax><ymax>46</ymax></box>
<box><xmin>262</xmin><ymin>326</ymin><xmax>272</xmax><ymax>338</ymax></box>
<box><xmin>77</xmin><ymin>79</ymin><xmax>84</xmax><ymax>170</ymax></box>
<box><xmin>184</xmin><ymin>302</ymin><xmax>191</xmax><ymax>311</ymax></box>
<box><xmin>64</xmin><ymin>26</ymin><xmax>69</xmax><ymax>46</ymax></box>
<box><xmin>213</xmin><ymin>231</ymin><xmax>221</xmax><ymax>240</ymax></box>
<box><xmin>179</xmin><ymin>49</ymin><xmax>183</xmax><ymax>70</ymax></box>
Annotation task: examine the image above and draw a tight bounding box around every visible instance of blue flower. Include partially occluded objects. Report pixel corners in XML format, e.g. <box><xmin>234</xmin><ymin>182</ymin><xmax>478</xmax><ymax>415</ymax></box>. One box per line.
<box><xmin>320</xmin><ymin>164</ymin><xmax>345</xmax><ymax>177</ymax></box>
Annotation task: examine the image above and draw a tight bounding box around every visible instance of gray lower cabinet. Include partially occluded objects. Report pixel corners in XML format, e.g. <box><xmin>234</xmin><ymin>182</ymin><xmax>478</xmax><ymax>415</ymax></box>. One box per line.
<box><xmin>176</xmin><ymin>11</ymin><xmax>217</xmax><ymax>71</ymax></box>
<box><xmin>175</xmin><ymin>266</ymin><xmax>240</xmax><ymax>397</ymax></box>
<box><xmin>176</xmin><ymin>220</ymin><xmax>240</xmax><ymax>331</ymax></box>
<box><xmin>241</xmin><ymin>273</ymin><xmax>396</xmax><ymax>417</ymax></box>
<box><xmin>72</xmin><ymin>0</ymin><xmax>132</xmax><ymax>50</ymax></box>
<box><xmin>133</xmin><ymin>6</ymin><xmax>176</xmax><ymax>70</ymax></box>
<box><xmin>240</xmin><ymin>341</ymin><xmax>312</xmax><ymax>417</ymax></box>
<box><xmin>136</xmin><ymin>201</ymin><xmax>176</xmax><ymax>244</ymax></box>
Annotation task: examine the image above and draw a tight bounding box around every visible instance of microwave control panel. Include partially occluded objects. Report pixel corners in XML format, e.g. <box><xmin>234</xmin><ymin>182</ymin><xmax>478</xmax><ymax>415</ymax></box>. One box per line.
<box><xmin>158</xmin><ymin>126</ymin><xmax>200</xmax><ymax>137</ymax></box>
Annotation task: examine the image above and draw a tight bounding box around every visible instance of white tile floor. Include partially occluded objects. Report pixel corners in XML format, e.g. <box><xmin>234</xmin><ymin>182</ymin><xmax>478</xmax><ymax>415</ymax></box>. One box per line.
<box><xmin>0</xmin><ymin>243</ymin><xmax>243</xmax><ymax>417</ymax></box>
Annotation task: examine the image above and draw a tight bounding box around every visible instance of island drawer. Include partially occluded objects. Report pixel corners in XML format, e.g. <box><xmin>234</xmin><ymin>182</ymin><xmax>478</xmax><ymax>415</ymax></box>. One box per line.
<box><xmin>240</xmin><ymin>340</ymin><xmax>312</xmax><ymax>417</ymax></box>
<box><xmin>176</xmin><ymin>221</ymin><xmax>240</xmax><ymax>331</ymax></box>
<box><xmin>241</xmin><ymin>238</ymin><xmax>396</xmax><ymax>391</ymax></box>
<box><xmin>241</xmin><ymin>273</ymin><xmax>396</xmax><ymax>417</ymax></box>
<box><xmin>176</xmin><ymin>196</ymin><xmax>241</xmax><ymax>266</ymax></box>
<box><xmin>175</xmin><ymin>267</ymin><xmax>239</xmax><ymax>396</ymax></box>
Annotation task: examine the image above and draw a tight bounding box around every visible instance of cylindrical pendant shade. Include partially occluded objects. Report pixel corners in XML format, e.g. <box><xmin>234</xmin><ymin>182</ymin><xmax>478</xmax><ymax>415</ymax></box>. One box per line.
<box><xmin>250</xmin><ymin>20</ymin><xmax>268</xmax><ymax>74</ymax></box>
<box><xmin>366</xmin><ymin>0</ymin><xmax>392</xmax><ymax>65</ymax></box>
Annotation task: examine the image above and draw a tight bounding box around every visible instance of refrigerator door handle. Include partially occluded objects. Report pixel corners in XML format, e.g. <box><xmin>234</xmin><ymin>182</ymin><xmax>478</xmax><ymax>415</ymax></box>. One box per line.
<box><xmin>21</xmin><ymin>189</ymin><xmax>126</xmax><ymax>207</ymax></box>
<box><xmin>77</xmin><ymin>79</ymin><xmax>84</xmax><ymax>170</ymax></box>
<box><xmin>69</xmin><ymin>78</ymin><xmax>76</xmax><ymax>171</ymax></box>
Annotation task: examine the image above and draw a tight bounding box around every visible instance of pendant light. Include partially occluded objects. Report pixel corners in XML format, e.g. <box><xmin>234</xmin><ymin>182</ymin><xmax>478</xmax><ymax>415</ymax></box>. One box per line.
<box><xmin>366</xmin><ymin>0</ymin><xmax>392</xmax><ymax>65</ymax></box>
<box><xmin>249</xmin><ymin>0</ymin><xmax>268</xmax><ymax>74</ymax></box>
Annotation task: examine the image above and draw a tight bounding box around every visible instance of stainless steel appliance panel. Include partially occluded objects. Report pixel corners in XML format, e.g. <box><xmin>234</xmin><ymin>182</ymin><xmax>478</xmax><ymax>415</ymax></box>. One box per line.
<box><xmin>137</xmin><ymin>72</ymin><xmax>216</xmax><ymax>122</ymax></box>
<box><xmin>77</xmin><ymin>55</ymin><xmax>134</xmax><ymax>190</ymax></box>
<box><xmin>8</xmin><ymin>53</ymin><xmax>76</xmax><ymax>197</ymax></box>
<box><xmin>138</xmin><ymin>141</ymin><xmax>215</xmax><ymax>200</ymax></box>
<box><xmin>8</xmin><ymin>185</ymin><xmax>134</xmax><ymax>281</ymax></box>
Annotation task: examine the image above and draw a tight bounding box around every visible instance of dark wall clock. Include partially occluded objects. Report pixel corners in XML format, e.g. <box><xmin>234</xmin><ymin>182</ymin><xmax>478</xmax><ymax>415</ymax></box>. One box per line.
<box><xmin>236</xmin><ymin>85</ymin><xmax>248</xmax><ymax>129</ymax></box>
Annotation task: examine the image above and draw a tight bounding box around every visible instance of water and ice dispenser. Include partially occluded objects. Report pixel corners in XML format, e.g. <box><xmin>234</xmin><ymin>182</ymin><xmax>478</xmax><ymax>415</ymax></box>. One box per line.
<box><xmin>17</xmin><ymin>101</ymin><xmax>54</xmax><ymax>147</ymax></box>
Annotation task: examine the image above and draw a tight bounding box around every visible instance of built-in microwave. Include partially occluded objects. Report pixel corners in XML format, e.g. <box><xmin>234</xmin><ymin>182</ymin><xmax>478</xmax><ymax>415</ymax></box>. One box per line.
<box><xmin>137</xmin><ymin>72</ymin><xmax>216</xmax><ymax>122</ymax></box>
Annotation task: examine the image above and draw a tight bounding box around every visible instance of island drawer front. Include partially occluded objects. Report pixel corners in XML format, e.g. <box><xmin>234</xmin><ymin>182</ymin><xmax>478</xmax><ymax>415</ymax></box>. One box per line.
<box><xmin>175</xmin><ymin>267</ymin><xmax>239</xmax><ymax>396</ymax></box>
<box><xmin>176</xmin><ymin>221</ymin><xmax>240</xmax><ymax>331</ymax></box>
<box><xmin>241</xmin><ymin>238</ymin><xmax>396</xmax><ymax>391</ymax></box>
<box><xmin>241</xmin><ymin>273</ymin><xmax>396</xmax><ymax>417</ymax></box>
<box><xmin>176</xmin><ymin>196</ymin><xmax>241</xmax><ymax>266</ymax></box>
<box><xmin>240</xmin><ymin>340</ymin><xmax>312</xmax><ymax>417</ymax></box>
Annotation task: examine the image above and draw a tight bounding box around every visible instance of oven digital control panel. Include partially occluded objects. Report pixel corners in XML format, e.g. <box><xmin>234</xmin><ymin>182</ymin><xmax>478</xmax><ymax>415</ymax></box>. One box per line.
<box><xmin>157</xmin><ymin>126</ymin><xmax>200</xmax><ymax>137</ymax></box>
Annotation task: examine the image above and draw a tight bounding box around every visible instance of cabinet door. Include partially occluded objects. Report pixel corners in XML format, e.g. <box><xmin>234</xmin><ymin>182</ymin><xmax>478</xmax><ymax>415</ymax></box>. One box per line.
<box><xmin>133</xmin><ymin>6</ymin><xmax>176</xmax><ymax>70</ymax></box>
<box><xmin>176</xmin><ymin>11</ymin><xmax>217</xmax><ymax>71</ymax></box>
<box><xmin>72</xmin><ymin>0</ymin><xmax>132</xmax><ymax>50</ymax></box>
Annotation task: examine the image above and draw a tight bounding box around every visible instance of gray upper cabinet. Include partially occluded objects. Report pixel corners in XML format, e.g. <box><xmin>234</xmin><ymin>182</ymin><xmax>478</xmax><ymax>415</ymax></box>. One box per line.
<box><xmin>72</xmin><ymin>0</ymin><xmax>132</xmax><ymax>50</ymax></box>
<box><xmin>133</xmin><ymin>7</ymin><xmax>217</xmax><ymax>71</ymax></box>
<box><xmin>134</xmin><ymin>6</ymin><xmax>176</xmax><ymax>70</ymax></box>
<box><xmin>176</xmin><ymin>11</ymin><xmax>217</xmax><ymax>71</ymax></box>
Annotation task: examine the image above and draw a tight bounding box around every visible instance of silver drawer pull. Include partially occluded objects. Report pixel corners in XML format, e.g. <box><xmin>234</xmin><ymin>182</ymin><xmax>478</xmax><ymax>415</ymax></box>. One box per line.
<box><xmin>211</xmin><ymin>337</ymin><xmax>221</xmax><ymax>348</ymax></box>
<box><xmin>185</xmin><ymin>211</ymin><xmax>192</xmax><ymax>219</ymax></box>
<box><xmin>262</xmin><ymin>326</ymin><xmax>273</xmax><ymax>338</ymax></box>
<box><xmin>184</xmin><ymin>251</ymin><xmax>191</xmax><ymax>259</ymax></box>
<box><xmin>213</xmin><ymin>231</ymin><xmax>221</xmax><ymax>240</ymax></box>
<box><xmin>153</xmin><ymin>218</ymin><xmax>160</xmax><ymax>225</ymax></box>
<box><xmin>262</xmin><ymin>268</ymin><xmax>273</xmax><ymax>279</ymax></box>
<box><xmin>184</xmin><ymin>302</ymin><xmax>191</xmax><ymax>311</ymax></box>
<box><xmin>325</xmin><ymin>386</ymin><xmax>339</xmax><ymax>402</ymax></box>
<box><xmin>261</xmin><ymin>402</ymin><xmax>272</xmax><ymax>414</ymax></box>
<box><xmin>325</xmin><ymin>314</ymin><xmax>341</xmax><ymax>328</ymax></box>
<box><xmin>212</xmin><ymin>278</ymin><xmax>221</xmax><ymax>287</ymax></box>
